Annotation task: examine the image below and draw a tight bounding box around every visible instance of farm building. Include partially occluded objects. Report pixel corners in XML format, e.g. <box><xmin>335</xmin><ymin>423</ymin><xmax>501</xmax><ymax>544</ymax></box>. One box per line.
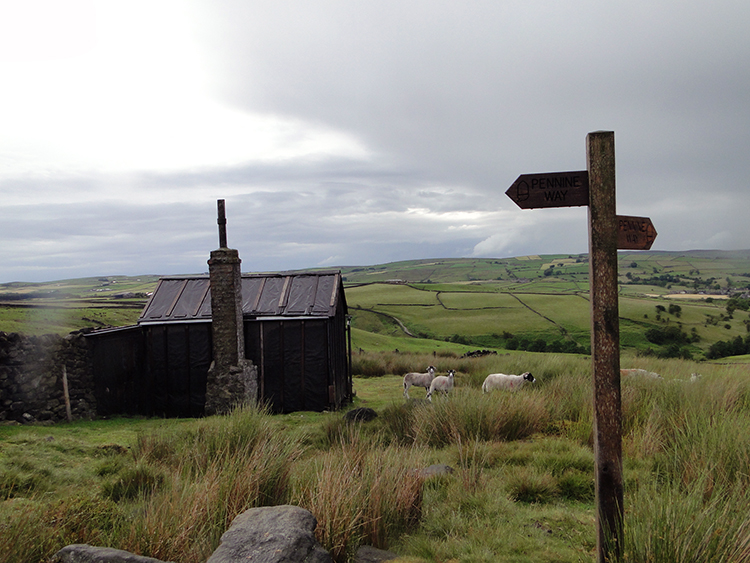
<box><xmin>86</xmin><ymin>270</ymin><xmax>352</xmax><ymax>417</ymax></box>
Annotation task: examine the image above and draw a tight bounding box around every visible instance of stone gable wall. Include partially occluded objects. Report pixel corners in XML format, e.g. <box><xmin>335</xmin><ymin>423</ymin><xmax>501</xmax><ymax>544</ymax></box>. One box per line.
<box><xmin>0</xmin><ymin>331</ymin><xmax>96</xmax><ymax>423</ymax></box>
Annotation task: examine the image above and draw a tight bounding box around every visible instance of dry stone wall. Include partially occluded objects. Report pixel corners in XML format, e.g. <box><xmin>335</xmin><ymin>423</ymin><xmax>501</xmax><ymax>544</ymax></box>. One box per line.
<box><xmin>0</xmin><ymin>331</ymin><xmax>96</xmax><ymax>423</ymax></box>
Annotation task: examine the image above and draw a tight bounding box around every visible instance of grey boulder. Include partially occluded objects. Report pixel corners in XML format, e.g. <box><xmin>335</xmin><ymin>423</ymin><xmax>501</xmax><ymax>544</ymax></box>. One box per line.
<box><xmin>207</xmin><ymin>505</ymin><xmax>332</xmax><ymax>563</ymax></box>
<box><xmin>52</xmin><ymin>544</ymin><xmax>173</xmax><ymax>563</ymax></box>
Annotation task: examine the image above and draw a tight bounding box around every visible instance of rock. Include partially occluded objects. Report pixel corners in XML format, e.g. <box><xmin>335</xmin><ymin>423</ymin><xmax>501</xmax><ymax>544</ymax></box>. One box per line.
<box><xmin>355</xmin><ymin>545</ymin><xmax>399</xmax><ymax>562</ymax></box>
<box><xmin>207</xmin><ymin>505</ymin><xmax>332</xmax><ymax>563</ymax></box>
<box><xmin>344</xmin><ymin>407</ymin><xmax>378</xmax><ymax>423</ymax></box>
<box><xmin>52</xmin><ymin>544</ymin><xmax>173</xmax><ymax>563</ymax></box>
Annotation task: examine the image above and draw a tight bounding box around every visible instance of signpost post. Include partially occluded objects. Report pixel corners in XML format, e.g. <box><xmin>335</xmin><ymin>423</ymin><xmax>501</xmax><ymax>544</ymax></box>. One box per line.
<box><xmin>506</xmin><ymin>131</ymin><xmax>655</xmax><ymax>562</ymax></box>
<box><xmin>586</xmin><ymin>132</ymin><xmax>623</xmax><ymax>562</ymax></box>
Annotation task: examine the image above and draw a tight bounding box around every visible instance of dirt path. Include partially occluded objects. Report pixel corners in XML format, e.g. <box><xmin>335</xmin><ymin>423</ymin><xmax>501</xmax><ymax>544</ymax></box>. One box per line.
<box><xmin>358</xmin><ymin>307</ymin><xmax>417</xmax><ymax>337</ymax></box>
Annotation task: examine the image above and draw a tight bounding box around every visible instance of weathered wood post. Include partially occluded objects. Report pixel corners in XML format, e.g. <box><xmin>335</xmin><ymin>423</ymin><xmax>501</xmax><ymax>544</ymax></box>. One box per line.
<box><xmin>587</xmin><ymin>131</ymin><xmax>623</xmax><ymax>562</ymax></box>
<box><xmin>506</xmin><ymin>131</ymin><xmax>638</xmax><ymax>562</ymax></box>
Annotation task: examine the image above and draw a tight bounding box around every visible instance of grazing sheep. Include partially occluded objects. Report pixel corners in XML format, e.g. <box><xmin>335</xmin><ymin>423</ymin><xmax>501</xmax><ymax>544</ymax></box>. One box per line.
<box><xmin>675</xmin><ymin>373</ymin><xmax>702</xmax><ymax>383</ymax></box>
<box><xmin>403</xmin><ymin>365</ymin><xmax>436</xmax><ymax>398</ymax></box>
<box><xmin>482</xmin><ymin>371</ymin><xmax>535</xmax><ymax>393</ymax></box>
<box><xmin>427</xmin><ymin>370</ymin><xmax>456</xmax><ymax>402</ymax></box>
<box><xmin>620</xmin><ymin>368</ymin><xmax>662</xmax><ymax>379</ymax></box>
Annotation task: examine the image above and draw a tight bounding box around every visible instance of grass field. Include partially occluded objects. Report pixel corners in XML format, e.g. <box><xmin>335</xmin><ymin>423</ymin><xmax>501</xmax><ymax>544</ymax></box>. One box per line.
<box><xmin>3</xmin><ymin>352</ymin><xmax>750</xmax><ymax>562</ymax></box>
<box><xmin>2</xmin><ymin>253</ymin><xmax>750</xmax><ymax>561</ymax></box>
<box><xmin>347</xmin><ymin>282</ymin><xmax>747</xmax><ymax>358</ymax></box>
<box><xmin>2</xmin><ymin>251</ymin><xmax>750</xmax><ymax>360</ymax></box>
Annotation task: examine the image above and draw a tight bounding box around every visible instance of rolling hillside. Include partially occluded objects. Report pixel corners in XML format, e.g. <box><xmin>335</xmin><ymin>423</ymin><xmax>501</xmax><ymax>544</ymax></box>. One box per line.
<box><xmin>340</xmin><ymin>250</ymin><xmax>750</xmax><ymax>359</ymax></box>
<box><xmin>2</xmin><ymin>250</ymin><xmax>750</xmax><ymax>359</ymax></box>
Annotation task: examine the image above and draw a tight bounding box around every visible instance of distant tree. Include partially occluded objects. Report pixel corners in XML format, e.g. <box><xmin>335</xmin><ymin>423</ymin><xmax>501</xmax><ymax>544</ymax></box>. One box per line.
<box><xmin>690</xmin><ymin>328</ymin><xmax>701</xmax><ymax>342</ymax></box>
<box><xmin>707</xmin><ymin>335</ymin><xmax>750</xmax><ymax>359</ymax></box>
<box><xmin>726</xmin><ymin>297</ymin><xmax>750</xmax><ymax>315</ymax></box>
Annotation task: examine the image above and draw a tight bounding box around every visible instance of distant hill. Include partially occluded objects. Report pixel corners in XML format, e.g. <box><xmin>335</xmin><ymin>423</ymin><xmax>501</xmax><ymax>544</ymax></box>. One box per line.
<box><xmin>339</xmin><ymin>250</ymin><xmax>750</xmax><ymax>289</ymax></box>
<box><xmin>2</xmin><ymin>251</ymin><xmax>750</xmax><ymax>361</ymax></box>
<box><xmin>338</xmin><ymin>250</ymin><xmax>750</xmax><ymax>360</ymax></box>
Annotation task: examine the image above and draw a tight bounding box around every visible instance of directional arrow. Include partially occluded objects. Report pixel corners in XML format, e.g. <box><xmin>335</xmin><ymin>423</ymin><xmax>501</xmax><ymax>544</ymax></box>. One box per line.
<box><xmin>506</xmin><ymin>170</ymin><xmax>589</xmax><ymax>209</ymax></box>
<box><xmin>616</xmin><ymin>215</ymin><xmax>657</xmax><ymax>250</ymax></box>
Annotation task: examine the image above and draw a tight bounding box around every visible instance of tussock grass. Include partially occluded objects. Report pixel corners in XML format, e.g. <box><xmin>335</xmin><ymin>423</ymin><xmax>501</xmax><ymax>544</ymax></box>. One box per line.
<box><xmin>3</xmin><ymin>354</ymin><xmax>750</xmax><ymax>562</ymax></box>
<box><xmin>100</xmin><ymin>462</ymin><xmax>165</xmax><ymax>501</ymax></box>
<box><xmin>290</xmin><ymin>431</ymin><xmax>427</xmax><ymax>563</ymax></box>
<box><xmin>624</xmin><ymin>480</ymin><xmax>750</xmax><ymax>562</ymax></box>
<box><xmin>0</xmin><ymin>494</ymin><xmax>123</xmax><ymax>563</ymax></box>
<box><xmin>408</xmin><ymin>388</ymin><xmax>549</xmax><ymax>447</ymax></box>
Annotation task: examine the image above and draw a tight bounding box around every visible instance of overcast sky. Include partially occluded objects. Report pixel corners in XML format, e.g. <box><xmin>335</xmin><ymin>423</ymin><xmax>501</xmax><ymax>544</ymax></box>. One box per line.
<box><xmin>2</xmin><ymin>0</ymin><xmax>749</xmax><ymax>282</ymax></box>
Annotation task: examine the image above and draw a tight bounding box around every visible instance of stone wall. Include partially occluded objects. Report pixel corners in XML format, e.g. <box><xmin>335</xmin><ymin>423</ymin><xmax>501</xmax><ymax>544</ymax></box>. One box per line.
<box><xmin>0</xmin><ymin>331</ymin><xmax>96</xmax><ymax>424</ymax></box>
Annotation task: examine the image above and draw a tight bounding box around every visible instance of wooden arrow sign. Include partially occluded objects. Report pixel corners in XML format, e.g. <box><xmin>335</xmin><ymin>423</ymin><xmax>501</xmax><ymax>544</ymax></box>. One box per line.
<box><xmin>506</xmin><ymin>171</ymin><xmax>589</xmax><ymax>209</ymax></box>
<box><xmin>617</xmin><ymin>215</ymin><xmax>657</xmax><ymax>250</ymax></box>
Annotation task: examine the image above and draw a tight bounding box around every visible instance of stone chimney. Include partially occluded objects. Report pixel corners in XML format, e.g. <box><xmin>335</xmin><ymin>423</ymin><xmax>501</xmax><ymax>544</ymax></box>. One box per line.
<box><xmin>204</xmin><ymin>200</ymin><xmax>258</xmax><ymax>415</ymax></box>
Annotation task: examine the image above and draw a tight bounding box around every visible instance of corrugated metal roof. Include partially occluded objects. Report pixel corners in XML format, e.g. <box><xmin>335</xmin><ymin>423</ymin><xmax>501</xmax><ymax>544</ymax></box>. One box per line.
<box><xmin>138</xmin><ymin>271</ymin><xmax>345</xmax><ymax>324</ymax></box>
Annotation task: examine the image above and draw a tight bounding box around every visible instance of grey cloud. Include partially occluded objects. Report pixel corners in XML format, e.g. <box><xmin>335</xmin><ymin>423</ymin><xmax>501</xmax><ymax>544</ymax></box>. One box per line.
<box><xmin>3</xmin><ymin>0</ymin><xmax>750</xmax><ymax>281</ymax></box>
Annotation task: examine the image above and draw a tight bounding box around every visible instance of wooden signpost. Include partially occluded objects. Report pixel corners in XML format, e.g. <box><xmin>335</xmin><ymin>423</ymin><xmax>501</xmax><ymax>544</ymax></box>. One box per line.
<box><xmin>616</xmin><ymin>215</ymin><xmax>657</xmax><ymax>250</ymax></box>
<box><xmin>507</xmin><ymin>132</ymin><xmax>656</xmax><ymax>562</ymax></box>
<box><xmin>505</xmin><ymin>171</ymin><xmax>589</xmax><ymax>208</ymax></box>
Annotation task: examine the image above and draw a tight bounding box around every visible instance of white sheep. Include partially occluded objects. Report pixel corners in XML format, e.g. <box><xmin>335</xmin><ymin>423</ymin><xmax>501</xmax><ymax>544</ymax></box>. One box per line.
<box><xmin>427</xmin><ymin>369</ymin><xmax>456</xmax><ymax>402</ymax></box>
<box><xmin>620</xmin><ymin>368</ymin><xmax>662</xmax><ymax>379</ymax></box>
<box><xmin>674</xmin><ymin>373</ymin><xmax>702</xmax><ymax>383</ymax></box>
<box><xmin>482</xmin><ymin>371</ymin><xmax>535</xmax><ymax>393</ymax></box>
<box><xmin>403</xmin><ymin>365</ymin><xmax>436</xmax><ymax>398</ymax></box>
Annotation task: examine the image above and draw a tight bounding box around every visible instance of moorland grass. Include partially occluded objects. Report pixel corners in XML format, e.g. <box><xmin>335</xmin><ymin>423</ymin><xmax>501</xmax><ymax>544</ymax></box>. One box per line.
<box><xmin>2</xmin><ymin>354</ymin><xmax>750</xmax><ymax>562</ymax></box>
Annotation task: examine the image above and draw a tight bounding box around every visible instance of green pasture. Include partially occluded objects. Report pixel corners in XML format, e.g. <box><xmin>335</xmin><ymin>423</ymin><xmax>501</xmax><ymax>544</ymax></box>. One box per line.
<box><xmin>436</xmin><ymin>291</ymin><xmax>525</xmax><ymax>309</ymax></box>
<box><xmin>347</xmin><ymin>272</ymin><xmax>750</xmax><ymax>357</ymax></box>
<box><xmin>0</xmin><ymin>304</ymin><xmax>143</xmax><ymax>336</ymax></box>
<box><xmin>350</xmin><ymin>326</ymin><xmax>474</xmax><ymax>355</ymax></box>
<box><xmin>4</xmin><ymin>333</ymin><xmax>750</xmax><ymax>561</ymax></box>
<box><xmin>3</xmin><ymin>252</ymin><xmax>750</xmax><ymax>361</ymax></box>
<box><xmin>346</xmin><ymin>283</ymin><xmax>439</xmax><ymax>307</ymax></box>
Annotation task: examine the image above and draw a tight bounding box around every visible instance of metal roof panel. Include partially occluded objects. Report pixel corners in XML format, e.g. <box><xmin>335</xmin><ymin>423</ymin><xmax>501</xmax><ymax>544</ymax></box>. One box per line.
<box><xmin>138</xmin><ymin>271</ymin><xmax>343</xmax><ymax>324</ymax></box>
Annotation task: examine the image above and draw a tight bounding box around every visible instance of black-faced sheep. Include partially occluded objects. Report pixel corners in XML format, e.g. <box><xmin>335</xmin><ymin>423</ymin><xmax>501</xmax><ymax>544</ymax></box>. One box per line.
<box><xmin>403</xmin><ymin>365</ymin><xmax>436</xmax><ymax>398</ymax></box>
<box><xmin>481</xmin><ymin>371</ymin><xmax>535</xmax><ymax>393</ymax></box>
<box><xmin>427</xmin><ymin>369</ymin><xmax>455</xmax><ymax>402</ymax></box>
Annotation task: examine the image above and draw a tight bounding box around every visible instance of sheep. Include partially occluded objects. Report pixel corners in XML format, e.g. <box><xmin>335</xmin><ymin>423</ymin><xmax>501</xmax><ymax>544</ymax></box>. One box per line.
<box><xmin>620</xmin><ymin>368</ymin><xmax>662</xmax><ymax>379</ymax></box>
<box><xmin>482</xmin><ymin>371</ymin><xmax>535</xmax><ymax>393</ymax></box>
<box><xmin>427</xmin><ymin>369</ymin><xmax>456</xmax><ymax>402</ymax></box>
<box><xmin>403</xmin><ymin>365</ymin><xmax>436</xmax><ymax>398</ymax></box>
<box><xmin>674</xmin><ymin>373</ymin><xmax>702</xmax><ymax>383</ymax></box>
